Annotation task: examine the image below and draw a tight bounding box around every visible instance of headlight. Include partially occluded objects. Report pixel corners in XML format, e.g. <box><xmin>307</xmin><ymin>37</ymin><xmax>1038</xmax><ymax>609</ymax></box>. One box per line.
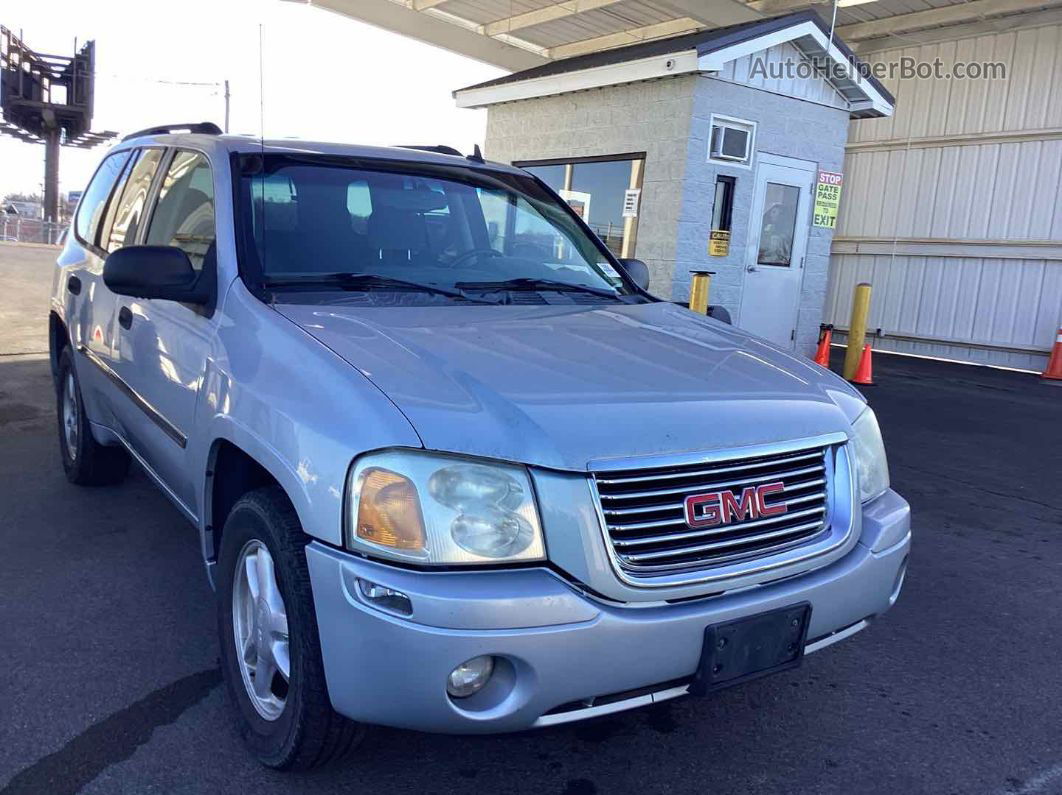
<box><xmin>850</xmin><ymin>407</ymin><xmax>890</xmax><ymax>502</ymax></box>
<box><xmin>346</xmin><ymin>450</ymin><xmax>546</xmax><ymax>565</ymax></box>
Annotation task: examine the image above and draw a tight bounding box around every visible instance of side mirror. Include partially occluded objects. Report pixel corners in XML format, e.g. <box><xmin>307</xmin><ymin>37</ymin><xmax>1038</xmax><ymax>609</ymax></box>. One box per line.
<box><xmin>618</xmin><ymin>258</ymin><xmax>650</xmax><ymax>291</ymax></box>
<box><xmin>103</xmin><ymin>245</ymin><xmax>208</xmax><ymax>304</ymax></box>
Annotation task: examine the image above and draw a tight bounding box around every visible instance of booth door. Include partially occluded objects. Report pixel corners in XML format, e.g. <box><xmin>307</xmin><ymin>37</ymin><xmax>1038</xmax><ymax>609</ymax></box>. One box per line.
<box><xmin>738</xmin><ymin>157</ymin><xmax>814</xmax><ymax>348</ymax></box>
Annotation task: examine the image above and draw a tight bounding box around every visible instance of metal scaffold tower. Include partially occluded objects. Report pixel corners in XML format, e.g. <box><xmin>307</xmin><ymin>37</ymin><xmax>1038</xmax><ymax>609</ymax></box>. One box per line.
<box><xmin>1</xmin><ymin>26</ymin><xmax>117</xmax><ymax>226</ymax></box>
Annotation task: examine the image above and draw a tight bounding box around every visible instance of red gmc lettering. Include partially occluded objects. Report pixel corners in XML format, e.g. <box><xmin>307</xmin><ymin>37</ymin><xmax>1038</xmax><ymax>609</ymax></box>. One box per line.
<box><xmin>756</xmin><ymin>482</ymin><xmax>787</xmax><ymax>516</ymax></box>
<box><xmin>720</xmin><ymin>487</ymin><xmax>757</xmax><ymax>523</ymax></box>
<box><xmin>683</xmin><ymin>482</ymin><xmax>788</xmax><ymax>528</ymax></box>
<box><xmin>684</xmin><ymin>492</ymin><xmax>722</xmax><ymax>527</ymax></box>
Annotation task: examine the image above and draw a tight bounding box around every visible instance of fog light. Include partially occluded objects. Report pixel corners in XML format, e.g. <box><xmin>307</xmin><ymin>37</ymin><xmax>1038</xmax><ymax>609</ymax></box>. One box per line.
<box><xmin>356</xmin><ymin>578</ymin><xmax>413</xmax><ymax>616</ymax></box>
<box><xmin>447</xmin><ymin>655</ymin><xmax>494</xmax><ymax>698</ymax></box>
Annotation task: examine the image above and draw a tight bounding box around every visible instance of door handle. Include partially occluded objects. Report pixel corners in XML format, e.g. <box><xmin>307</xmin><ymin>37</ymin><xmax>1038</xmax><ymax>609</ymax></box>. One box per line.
<box><xmin>118</xmin><ymin>306</ymin><xmax>133</xmax><ymax>330</ymax></box>
<box><xmin>67</xmin><ymin>275</ymin><xmax>81</xmax><ymax>295</ymax></box>
<box><xmin>746</xmin><ymin>265</ymin><xmax>758</xmax><ymax>272</ymax></box>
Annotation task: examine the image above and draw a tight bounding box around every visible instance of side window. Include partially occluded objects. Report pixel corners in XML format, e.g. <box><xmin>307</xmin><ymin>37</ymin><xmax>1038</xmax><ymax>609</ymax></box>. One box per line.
<box><xmin>74</xmin><ymin>150</ymin><xmax>132</xmax><ymax>247</ymax></box>
<box><xmin>146</xmin><ymin>151</ymin><xmax>216</xmax><ymax>271</ymax></box>
<box><xmin>104</xmin><ymin>148</ymin><xmax>164</xmax><ymax>252</ymax></box>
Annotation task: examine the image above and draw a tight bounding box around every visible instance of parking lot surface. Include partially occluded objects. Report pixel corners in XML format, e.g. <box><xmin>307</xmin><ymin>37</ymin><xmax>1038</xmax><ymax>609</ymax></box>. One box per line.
<box><xmin>1</xmin><ymin>242</ymin><xmax>1060</xmax><ymax>794</ymax></box>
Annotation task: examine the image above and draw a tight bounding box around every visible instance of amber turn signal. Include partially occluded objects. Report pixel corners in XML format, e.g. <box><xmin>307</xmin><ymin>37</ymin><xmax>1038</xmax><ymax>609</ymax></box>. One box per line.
<box><xmin>356</xmin><ymin>467</ymin><xmax>426</xmax><ymax>550</ymax></box>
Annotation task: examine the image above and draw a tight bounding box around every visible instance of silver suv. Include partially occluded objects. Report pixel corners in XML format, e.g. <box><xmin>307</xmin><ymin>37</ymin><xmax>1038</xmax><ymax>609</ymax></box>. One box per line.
<box><xmin>49</xmin><ymin>123</ymin><xmax>910</xmax><ymax>769</ymax></box>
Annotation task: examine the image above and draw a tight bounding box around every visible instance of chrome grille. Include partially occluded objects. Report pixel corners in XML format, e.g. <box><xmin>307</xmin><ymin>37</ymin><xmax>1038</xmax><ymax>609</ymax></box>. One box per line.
<box><xmin>594</xmin><ymin>444</ymin><xmax>831</xmax><ymax>576</ymax></box>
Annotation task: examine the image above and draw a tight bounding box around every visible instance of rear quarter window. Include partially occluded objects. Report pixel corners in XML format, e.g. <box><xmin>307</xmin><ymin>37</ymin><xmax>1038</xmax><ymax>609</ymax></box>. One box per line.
<box><xmin>103</xmin><ymin>148</ymin><xmax>165</xmax><ymax>252</ymax></box>
<box><xmin>74</xmin><ymin>150</ymin><xmax>133</xmax><ymax>247</ymax></box>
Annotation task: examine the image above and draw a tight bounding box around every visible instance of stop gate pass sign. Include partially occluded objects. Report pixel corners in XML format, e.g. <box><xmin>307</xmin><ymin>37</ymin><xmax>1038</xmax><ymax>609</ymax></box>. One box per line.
<box><xmin>813</xmin><ymin>170</ymin><xmax>843</xmax><ymax>229</ymax></box>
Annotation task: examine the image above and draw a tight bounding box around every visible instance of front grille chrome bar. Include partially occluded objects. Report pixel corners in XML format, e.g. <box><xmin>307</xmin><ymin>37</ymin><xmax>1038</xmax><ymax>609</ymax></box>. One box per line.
<box><xmin>600</xmin><ymin>463</ymin><xmax>826</xmax><ymax>502</ymax></box>
<box><xmin>602</xmin><ymin>479</ymin><xmax>826</xmax><ymax>517</ymax></box>
<box><xmin>594</xmin><ymin>449</ymin><xmax>824</xmax><ymax>486</ymax></box>
<box><xmin>612</xmin><ymin>505</ymin><xmax>826</xmax><ymax>548</ymax></box>
<box><xmin>619</xmin><ymin>518</ymin><xmax>827</xmax><ymax>564</ymax></box>
<box><xmin>592</xmin><ymin>437</ymin><xmax>847</xmax><ymax>582</ymax></box>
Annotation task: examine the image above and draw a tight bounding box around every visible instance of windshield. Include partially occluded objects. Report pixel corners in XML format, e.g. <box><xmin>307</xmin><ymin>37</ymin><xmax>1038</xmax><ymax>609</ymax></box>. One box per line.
<box><xmin>235</xmin><ymin>154</ymin><xmax>642</xmax><ymax>304</ymax></box>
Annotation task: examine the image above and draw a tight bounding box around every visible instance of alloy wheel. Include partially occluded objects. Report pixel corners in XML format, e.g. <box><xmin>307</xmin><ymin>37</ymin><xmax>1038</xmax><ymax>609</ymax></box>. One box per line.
<box><xmin>232</xmin><ymin>539</ymin><xmax>291</xmax><ymax>721</ymax></box>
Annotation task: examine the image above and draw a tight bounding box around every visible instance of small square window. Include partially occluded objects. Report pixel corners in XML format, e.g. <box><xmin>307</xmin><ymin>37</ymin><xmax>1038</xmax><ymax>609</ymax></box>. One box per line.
<box><xmin>708</xmin><ymin>115</ymin><xmax>756</xmax><ymax>167</ymax></box>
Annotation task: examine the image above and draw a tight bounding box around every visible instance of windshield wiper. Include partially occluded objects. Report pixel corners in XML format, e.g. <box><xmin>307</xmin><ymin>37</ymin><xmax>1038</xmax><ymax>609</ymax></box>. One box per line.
<box><xmin>455</xmin><ymin>277</ymin><xmax>621</xmax><ymax>299</ymax></box>
<box><xmin>262</xmin><ymin>273</ymin><xmax>486</xmax><ymax>302</ymax></box>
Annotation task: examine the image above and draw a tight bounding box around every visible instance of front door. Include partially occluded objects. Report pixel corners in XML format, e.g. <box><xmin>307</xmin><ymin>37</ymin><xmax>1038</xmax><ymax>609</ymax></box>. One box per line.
<box><xmin>110</xmin><ymin>148</ymin><xmax>219</xmax><ymax>512</ymax></box>
<box><xmin>737</xmin><ymin>157</ymin><xmax>814</xmax><ymax>348</ymax></box>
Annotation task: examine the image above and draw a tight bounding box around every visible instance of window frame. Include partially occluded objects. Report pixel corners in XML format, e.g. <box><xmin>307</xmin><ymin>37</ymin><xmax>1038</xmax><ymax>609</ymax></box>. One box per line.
<box><xmin>142</xmin><ymin>146</ymin><xmax>217</xmax><ymax>269</ymax></box>
<box><xmin>708</xmin><ymin>114</ymin><xmax>757</xmax><ymax>169</ymax></box>
<box><xmin>230</xmin><ymin>151</ymin><xmax>656</xmax><ymax>302</ymax></box>
<box><xmin>712</xmin><ymin>175</ymin><xmax>736</xmax><ymax>232</ymax></box>
<box><xmin>101</xmin><ymin>145</ymin><xmax>168</xmax><ymax>254</ymax></box>
<box><xmin>513</xmin><ymin>152</ymin><xmax>647</xmax><ymax>260</ymax></box>
<box><xmin>72</xmin><ymin>148</ymin><xmax>136</xmax><ymax>258</ymax></box>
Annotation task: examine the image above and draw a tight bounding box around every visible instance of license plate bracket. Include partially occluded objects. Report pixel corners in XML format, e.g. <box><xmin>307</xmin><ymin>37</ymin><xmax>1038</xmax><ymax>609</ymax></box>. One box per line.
<box><xmin>690</xmin><ymin>602</ymin><xmax>811</xmax><ymax>696</ymax></box>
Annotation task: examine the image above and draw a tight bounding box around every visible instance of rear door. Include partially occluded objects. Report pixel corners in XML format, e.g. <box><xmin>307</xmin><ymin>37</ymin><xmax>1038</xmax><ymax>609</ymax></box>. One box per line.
<box><xmin>63</xmin><ymin>148</ymin><xmax>135</xmax><ymax>426</ymax></box>
<box><xmin>108</xmin><ymin>148</ymin><xmax>220</xmax><ymax>511</ymax></box>
<box><xmin>84</xmin><ymin>147</ymin><xmax>168</xmax><ymax>438</ymax></box>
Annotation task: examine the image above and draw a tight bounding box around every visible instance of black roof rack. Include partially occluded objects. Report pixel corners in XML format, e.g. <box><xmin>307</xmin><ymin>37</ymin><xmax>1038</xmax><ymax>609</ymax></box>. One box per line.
<box><xmin>395</xmin><ymin>144</ymin><xmax>463</xmax><ymax>157</ymax></box>
<box><xmin>122</xmin><ymin>122</ymin><xmax>223</xmax><ymax>141</ymax></box>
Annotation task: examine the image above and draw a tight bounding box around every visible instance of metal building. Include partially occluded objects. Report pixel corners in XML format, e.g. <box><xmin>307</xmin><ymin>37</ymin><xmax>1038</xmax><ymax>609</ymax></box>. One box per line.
<box><xmin>826</xmin><ymin>23</ymin><xmax>1062</xmax><ymax>371</ymax></box>
<box><xmin>312</xmin><ymin>0</ymin><xmax>1061</xmax><ymax>370</ymax></box>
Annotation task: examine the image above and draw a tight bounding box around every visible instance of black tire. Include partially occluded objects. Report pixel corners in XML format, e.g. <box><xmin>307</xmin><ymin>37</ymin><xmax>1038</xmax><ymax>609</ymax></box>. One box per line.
<box><xmin>217</xmin><ymin>486</ymin><xmax>365</xmax><ymax>770</ymax></box>
<box><xmin>56</xmin><ymin>346</ymin><xmax>130</xmax><ymax>486</ymax></box>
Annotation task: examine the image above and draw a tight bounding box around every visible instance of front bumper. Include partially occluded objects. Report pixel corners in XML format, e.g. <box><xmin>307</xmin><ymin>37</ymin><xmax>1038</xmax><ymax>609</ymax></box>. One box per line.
<box><xmin>305</xmin><ymin>490</ymin><xmax>910</xmax><ymax>734</ymax></box>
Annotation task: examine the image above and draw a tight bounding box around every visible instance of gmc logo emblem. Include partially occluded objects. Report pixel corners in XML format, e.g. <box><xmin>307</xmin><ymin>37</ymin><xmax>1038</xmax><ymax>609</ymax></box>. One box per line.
<box><xmin>684</xmin><ymin>482</ymin><xmax>787</xmax><ymax>528</ymax></box>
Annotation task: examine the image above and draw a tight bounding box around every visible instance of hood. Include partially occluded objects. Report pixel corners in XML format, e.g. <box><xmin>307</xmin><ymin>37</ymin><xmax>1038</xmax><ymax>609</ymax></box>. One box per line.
<box><xmin>277</xmin><ymin>301</ymin><xmax>866</xmax><ymax>470</ymax></box>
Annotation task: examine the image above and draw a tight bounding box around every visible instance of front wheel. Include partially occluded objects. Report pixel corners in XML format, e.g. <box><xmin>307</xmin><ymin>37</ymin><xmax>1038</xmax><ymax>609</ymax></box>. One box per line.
<box><xmin>216</xmin><ymin>487</ymin><xmax>364</xmax><ymax>769</ymax></box>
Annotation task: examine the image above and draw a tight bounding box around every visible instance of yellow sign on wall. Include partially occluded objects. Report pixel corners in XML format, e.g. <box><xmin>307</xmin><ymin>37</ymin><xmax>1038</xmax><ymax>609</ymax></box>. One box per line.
<box><xmin>814</xmin><ymin>170</ymin><xmax>843</xmax><ymax>228</ymax></box>
<box><xmin>709</xmin><ymin>229</ymin><xmax>730</xmax><ymax>256</ymax></box>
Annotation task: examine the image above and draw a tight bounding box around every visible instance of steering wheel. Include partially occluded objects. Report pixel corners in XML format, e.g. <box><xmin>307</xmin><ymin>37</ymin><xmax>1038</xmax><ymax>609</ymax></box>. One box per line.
<box><xmin>445</xmin><ymin>248</ymin><xmax>504</xmax><ymax>269</ymax></box>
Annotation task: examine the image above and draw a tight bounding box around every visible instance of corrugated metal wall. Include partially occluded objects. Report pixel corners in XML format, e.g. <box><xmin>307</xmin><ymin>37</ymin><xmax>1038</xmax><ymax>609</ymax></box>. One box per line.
<box><xmin>826</xmin><ymin>22</ymin><xmax>1062</xmax><ymax>371</ymax></box>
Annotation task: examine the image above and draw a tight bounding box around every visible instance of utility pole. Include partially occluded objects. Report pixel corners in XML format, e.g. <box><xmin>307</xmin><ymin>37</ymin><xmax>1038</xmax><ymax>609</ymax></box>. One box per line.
<box><xmin>224</xmin><ymin>80</ymin><xmax>231</xmax><ymax>133</ymax></box>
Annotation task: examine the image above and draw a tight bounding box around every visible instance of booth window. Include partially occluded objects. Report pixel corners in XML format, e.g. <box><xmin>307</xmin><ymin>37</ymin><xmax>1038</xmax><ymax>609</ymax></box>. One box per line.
<box><xmin>712</xmin><ymin>175</ymin><xmax>735</xmax><ymax>232</ymax></box>
<box><xmin>708</xmin><ymin>115</ymin><xmax>756</xmax><ymax>167</ymax></box>
<box><xmin>757</xmin><ymin>183</ymin><xmax>800</xmax><ymax>267</ymax></box>
<box><xmin>516</xmin><ymin>153</ymin><xmax>645</xmax><ymax>259</ymax></box>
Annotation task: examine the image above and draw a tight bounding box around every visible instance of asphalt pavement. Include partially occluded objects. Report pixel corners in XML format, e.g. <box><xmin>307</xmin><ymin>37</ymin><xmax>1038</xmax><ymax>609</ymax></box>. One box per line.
<box><xmin>1</xmin><ymin>242</ymin><xmax>1060</xmax><ymax>794</ymax></box>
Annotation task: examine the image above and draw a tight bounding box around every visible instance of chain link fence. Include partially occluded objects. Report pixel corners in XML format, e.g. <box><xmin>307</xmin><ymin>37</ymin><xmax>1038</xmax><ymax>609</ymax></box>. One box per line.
<box><xmin>0</xmin><ymin>216</ymin><xmax>66</xmax><ymax>246</ymax></box>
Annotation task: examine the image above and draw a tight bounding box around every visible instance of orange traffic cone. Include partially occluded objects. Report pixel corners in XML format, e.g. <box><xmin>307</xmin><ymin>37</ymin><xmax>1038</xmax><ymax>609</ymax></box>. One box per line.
<box><xmin>849</xmin><ymin>344</ymin><xmax>875</xmax><ymax>386</ymax></box>
<box><xmin>813</xmin><ymin>325</ymin><xmax>833</xmax><ymax>367</ymax></box>
<box><xmin>1042</xmin><ymin>326</ymin><xmax>1062</xmax><ymax>385</ymax></box>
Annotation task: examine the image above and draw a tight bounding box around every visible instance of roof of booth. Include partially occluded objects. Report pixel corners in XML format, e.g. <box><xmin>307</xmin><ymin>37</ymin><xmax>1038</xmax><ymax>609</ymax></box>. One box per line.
<box><xmin>453</xmin><ymin>11</ymin><xmax>895</xmax><ymax>117</ymax></box>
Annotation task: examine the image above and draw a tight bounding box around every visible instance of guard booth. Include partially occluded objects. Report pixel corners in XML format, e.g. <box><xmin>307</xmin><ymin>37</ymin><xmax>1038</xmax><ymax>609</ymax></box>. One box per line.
<box><xmin>454</xmin><ymin>12</ymin><xmax>894</xmax><ymax>356</ymax></box>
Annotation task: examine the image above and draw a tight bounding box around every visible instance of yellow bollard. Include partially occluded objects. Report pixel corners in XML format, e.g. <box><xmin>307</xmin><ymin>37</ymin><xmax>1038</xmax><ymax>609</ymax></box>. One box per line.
<box><xmin>843</xmin><ymin>282</ymin><xmax>872</xmax><ymax>381</ymax></box>
<box><xmin>688</xmin><ymin>271</ymin><xmax>713</xmax><ymax>315</ymax></box>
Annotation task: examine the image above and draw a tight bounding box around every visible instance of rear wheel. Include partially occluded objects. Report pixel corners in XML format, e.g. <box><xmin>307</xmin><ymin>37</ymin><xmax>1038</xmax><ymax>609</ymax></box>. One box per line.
<box><xmin>56</xmin><ymin>347</ymin><xmax>130</xmax><ymax>486</ymax></box>
<box><xmin>217</xmin><ymin>487</ymin><xmax>364</xmax><ymax>769</ymax></box>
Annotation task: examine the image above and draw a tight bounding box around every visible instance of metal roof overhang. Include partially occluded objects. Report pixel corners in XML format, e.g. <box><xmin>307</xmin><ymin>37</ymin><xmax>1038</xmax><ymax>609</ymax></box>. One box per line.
<box><xmin>296</xmin><ymin>0</ymin><xmax>1062</xmax><ymax>71</ymax></box>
